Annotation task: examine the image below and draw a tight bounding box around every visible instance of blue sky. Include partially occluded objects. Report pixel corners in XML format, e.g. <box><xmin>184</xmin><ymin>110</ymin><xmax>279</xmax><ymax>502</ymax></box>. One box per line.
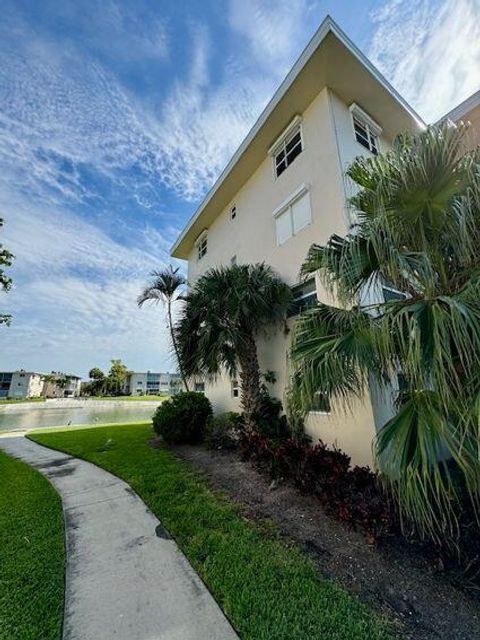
<box><xmin>1</xmin><ymin>0</ymin><xmax>479</xmax><ymax>378</ymax></box>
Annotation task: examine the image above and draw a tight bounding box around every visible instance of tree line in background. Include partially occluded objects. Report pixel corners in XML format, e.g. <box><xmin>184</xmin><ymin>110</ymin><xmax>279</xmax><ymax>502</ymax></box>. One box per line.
<box><xmin>83</xmin><ymin>359</ymin><xmax>130</xmax><ymax>396</ymax></box>
<box><xmin>0</xmin><ymin>218</ymin><xmax>14</xmax><ymax>326</ymax></box>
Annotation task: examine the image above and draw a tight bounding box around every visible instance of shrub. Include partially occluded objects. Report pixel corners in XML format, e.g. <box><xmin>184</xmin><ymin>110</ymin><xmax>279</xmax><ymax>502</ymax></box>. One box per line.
<box><xmin>252</xmin><ymin>392</ymin><xmax>290</xmax><ymax>441</ymax></box>
<box><xmin>152</xmin><ymin>392</ymin><xmax>212</xmax><ymax>444</ymax></box>
<box><xmin>240</xmin><ymin>432</ymin><xmax>395</xmax><ymax>543</ymax></box>
<box><xmin>205</xmin><ymin>412</ymin><xmax>243</xmax><ymax>450</ymax></box>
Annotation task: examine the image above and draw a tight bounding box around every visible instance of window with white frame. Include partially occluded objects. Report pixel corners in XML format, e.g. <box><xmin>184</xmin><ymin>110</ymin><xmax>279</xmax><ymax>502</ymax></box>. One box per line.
<box><xmin>310</xmin><ymin>391</ymin><xmax>331</xmax><ymax>414</ymax></box>
<box><xmin>288</xmin><ymin>278</ymin><xmax>317</xmax><ymax>317</ymax></box>
<box><xmin>382</xmin><ymin>285</ymin><xmax>407</xmax><ymax>303</ymax></box>
<box><xmin>269</xmin><ymin>116</ymin><xmax>303</xmax><ymax>179</ymax></box>
<box><xmin>196</xmin><ymin>231</ymin><xmax>208</xmax><ymax>261</ymax></box>
<box><xmin>273</xmin><ymin>185</ymin><xmax>311</xmax><ymax>245</ymax></box>
<box><xmin>230</xmin><ymin>205</ymin><xmax>237</xmax><ymax>221</ymax></box>
<box><xmin>349</xmin><ymin>104</ymin><xmax>381</xmax><ymax>155</ymax></box>
<box><xmin>231</xmin><ymin>379</ymin><xmax>240</xmax><ymax>398</ymax></box>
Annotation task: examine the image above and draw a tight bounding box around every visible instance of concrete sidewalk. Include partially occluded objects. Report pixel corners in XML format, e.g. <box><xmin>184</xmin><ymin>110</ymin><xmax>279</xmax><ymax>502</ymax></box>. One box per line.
<box><xmin>0</xmin><ymin>435</ymin><xmax>238</xmax><ymax>640</ymax></box>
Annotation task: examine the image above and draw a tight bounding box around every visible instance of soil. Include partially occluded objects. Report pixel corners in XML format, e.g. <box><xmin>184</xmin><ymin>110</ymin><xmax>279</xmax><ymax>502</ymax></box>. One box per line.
<box><xmin>173</xmin><ymin>445</ymin><xmax>480</xmax><ymax>640</ymax></box>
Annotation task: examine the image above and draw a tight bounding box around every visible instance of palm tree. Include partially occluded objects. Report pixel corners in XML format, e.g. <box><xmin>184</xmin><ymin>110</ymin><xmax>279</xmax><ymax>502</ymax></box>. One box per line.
<box><xmin>138</xmin><ymin>266</ymin><xmax>189</xmax><ymax>391</ymax></box>
<box><xmin>175</xmin><ymin>263</ymin><xmax>292</xmax><ymax>431</ymax></box>
<box><xmin>292</xmin><ymin>122</ymin><xmax>480</xmax><ymax>545</ymax></box>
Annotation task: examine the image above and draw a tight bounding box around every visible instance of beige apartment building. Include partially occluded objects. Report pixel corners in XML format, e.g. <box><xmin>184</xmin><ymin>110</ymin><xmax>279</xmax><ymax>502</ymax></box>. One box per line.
<box><xmin>171</xmin><ymin>17</ymin><xmax>479</xmax><ymax>466</ymax></box>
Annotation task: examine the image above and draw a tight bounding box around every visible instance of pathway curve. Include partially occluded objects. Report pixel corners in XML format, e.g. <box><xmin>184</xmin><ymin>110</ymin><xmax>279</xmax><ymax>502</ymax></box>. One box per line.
<box><xmin>0</xmin><ymin>435</ymin><xmax>238</xmax><ymax>640</ymax></box>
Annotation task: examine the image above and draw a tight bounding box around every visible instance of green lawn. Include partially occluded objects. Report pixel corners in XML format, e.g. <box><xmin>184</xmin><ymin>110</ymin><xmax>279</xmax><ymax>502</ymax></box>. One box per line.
<box><xmin>31</xmin><ymin>424</ymin><xmax>392</xmax><ymax>640</ymax></box>
<box><xmin>0</xmin><ymin>450</ymin><xmax>64</xmax><ymax>640</ymax></box>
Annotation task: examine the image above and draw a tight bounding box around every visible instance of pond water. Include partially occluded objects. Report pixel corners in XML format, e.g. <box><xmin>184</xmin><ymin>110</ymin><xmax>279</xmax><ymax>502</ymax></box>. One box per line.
<box><xmin>0</xmin><ymin>403</ymin><xmax>159</xmax><ymax>432</ymax></box>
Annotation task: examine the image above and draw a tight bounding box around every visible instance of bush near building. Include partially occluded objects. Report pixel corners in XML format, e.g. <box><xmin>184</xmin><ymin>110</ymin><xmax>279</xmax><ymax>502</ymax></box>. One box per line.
<box><xmin>152</xmin><ymin>391</ymin><xmax>212</xmax><ymax>444</ymax></box>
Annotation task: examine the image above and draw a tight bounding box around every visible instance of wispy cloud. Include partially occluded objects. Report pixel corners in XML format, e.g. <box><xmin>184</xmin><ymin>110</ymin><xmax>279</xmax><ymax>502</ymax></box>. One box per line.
<box><xmin>1</xmin><ymin>190</ymin><xmax>177</xmax><ymax>375</ymax></box>
<box><xmin>369</xmin><ymin>0</ymin><xmax>480</xmax><ymax>122</ymax></box>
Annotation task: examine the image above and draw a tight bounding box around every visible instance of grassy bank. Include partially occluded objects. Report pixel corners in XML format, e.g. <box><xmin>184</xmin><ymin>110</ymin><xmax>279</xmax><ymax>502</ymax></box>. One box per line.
<box><xmin>31</xmin><ymin>424</ymin><xmax>392</xmax><ymax>640</ymax></box>
<box><xmin>0</xmin><ymin>397</ymin><xmax>46</xmax><ymax>405</ymax></box>
<box><xmin>0</xmin><ymin>450</ymin><xmax>64</xmax><ymax>640</ymax></box>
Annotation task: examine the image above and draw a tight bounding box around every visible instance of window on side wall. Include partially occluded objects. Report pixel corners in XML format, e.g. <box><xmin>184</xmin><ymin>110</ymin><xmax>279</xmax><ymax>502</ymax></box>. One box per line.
<box><xmin>349</xmin><ymin>103</ymin><xmax>381</xmax><ymax>155</ymax></box>
<box><xmin>194</xmin><ymin>382</ymin><xmax>205</xmax><ymax>393</ymax></box>
<box><xmin>382</xmin><ymin>285</ymin><xmax>407</xmax><ymax>302</ymax></box>
<box><xmin>270</xmin><ymin>116</ymin><xmax>303</xmax><ymax>179</ymax></box>
<box><xmin>274</xmin><ymin>185</ymin><xmax>311</xmax><ymax>245</ymax></box>
<box><xmin>231</xmin><ymin>379</ymin><xmax>240</xmax><ymax>398</ymax></box>
<box><xmin>310</xmin><ymin>391</ymin><xmax>331</xmax><ymax>414</ymax></box>
<box><xmin>230</xmin><ymin>205</ymin><xmax>237</xmax><ymax>221</ymax></box>
<box><xmin>195</xmin><ymin>231</ymin><xmax>208</xmax><ymax>261</ymax></box>
<box><xmin>288</xmin><ymin>279</ymin><xmax>317</xmax><ymax>317</ymax></box>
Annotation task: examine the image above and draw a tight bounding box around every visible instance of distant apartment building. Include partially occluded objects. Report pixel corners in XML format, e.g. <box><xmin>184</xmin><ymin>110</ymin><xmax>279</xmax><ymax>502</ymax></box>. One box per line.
<box><xmin>124</xmin><ymin>372</ymin><xmax>182</xmax><ymax>396</ymax></box>
<box><xmin>0</xmin><ymin>370</ymin><xmax>82</xmax><ymax>399</ymax></box>
<box><xmin>42</xmin><ymin>373</ymin><xmax>82</xmax><ymax>398</ymax></box>
<box><xmin>171</xmin><ymin>16</ymin><xmax>480</xmax><ymax>466</ymax></box>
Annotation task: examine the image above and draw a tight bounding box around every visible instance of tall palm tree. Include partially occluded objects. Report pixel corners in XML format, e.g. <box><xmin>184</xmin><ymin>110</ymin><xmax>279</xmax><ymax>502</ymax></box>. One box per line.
<box><xmin>175</xmin><ymin>263</ymin><xmax>292</xmax><ymax>431</ymax></box>
<box><xmin>292</xmin><ymin>122</ymin><xmax>480</xmax><ymax>545</ymax></box>
<box><xmin>138</xmin><ymin>266</ymin><xmax>189</xmax><ymax>391</ymax></box>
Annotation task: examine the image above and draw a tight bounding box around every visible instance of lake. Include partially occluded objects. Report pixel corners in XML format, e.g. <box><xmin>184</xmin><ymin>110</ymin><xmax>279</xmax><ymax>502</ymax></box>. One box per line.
<box><xmin>0</xmin><ymin>401</ymin><xmax>160</xmax><ymax>432</ymax></box>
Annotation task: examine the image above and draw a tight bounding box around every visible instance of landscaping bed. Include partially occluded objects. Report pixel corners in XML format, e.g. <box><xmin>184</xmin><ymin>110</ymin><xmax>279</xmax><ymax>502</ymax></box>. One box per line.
<box><xmin>174</xmin><ymin>444</ymin><xmax>480</xmax><ymax>640</ymax></box>
<box><xmin>0</xmin><ymin>449</ymin><xmax>64</xmax><ymax>640</ymax></box>
<box><xmin>31</xmin><ymin>424</ymin><xmax>392</xmax><ymax>640</ymax></box>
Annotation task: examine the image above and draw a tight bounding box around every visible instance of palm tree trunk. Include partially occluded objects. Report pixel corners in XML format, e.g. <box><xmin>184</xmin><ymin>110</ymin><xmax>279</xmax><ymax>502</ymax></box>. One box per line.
<box><xmin>167</xmin><ymin>302</ymin><xmax>190</xmax><ymax>392</ymax></box>
<box><xmin>238</xmin><ymin>332</ymin><xmax>262</xmax><ymax>432</ymax></box>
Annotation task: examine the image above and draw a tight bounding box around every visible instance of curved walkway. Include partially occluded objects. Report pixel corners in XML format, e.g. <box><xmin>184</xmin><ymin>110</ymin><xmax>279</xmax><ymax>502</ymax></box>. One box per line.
<box><xmin>0</xmin><ymin>435</ymin><xmax>238</xmax><ymax>640</ymax></box>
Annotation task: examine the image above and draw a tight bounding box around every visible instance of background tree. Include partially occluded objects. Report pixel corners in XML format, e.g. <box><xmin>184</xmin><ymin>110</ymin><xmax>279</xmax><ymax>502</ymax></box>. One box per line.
<box><xmin>292</xmin><ymin>123</ymin><xmax>480</xmax><ymax>545</ymax></box>
<box><xmin>106</xmin><ymin>359</ymin><xmax>129</xmax><ymax>396</ymax></box>
<box><xmin>176</xmin><ymin>263</ymin><xmax>292</xmax><ymax>431</ymax></box>
<box><xmin>88</xmin><ymin>367</ymin><xmax>106</xmax><ymax>396</ymax></box>
<box><xmin>0</xmin><ymin>218</ymin><xmax>14</xmax><ymax>326</ymax></box>
<box><xmin>138</xmin><ymin>266</ymin><xmax>189</xmax><ymax>391</ymax></box>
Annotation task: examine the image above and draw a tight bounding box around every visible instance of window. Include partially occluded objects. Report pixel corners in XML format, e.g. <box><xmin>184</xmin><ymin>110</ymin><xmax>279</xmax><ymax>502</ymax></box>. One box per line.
<box><xmin>273</xmin><ymin>185</ymin><xmax>311</xmax><ymax>245</ymax></box>
<box><xmin>230</xmin><ymin>205</ymin><xmax>237</xmax><ymax>221</ymax></box>
<box><xmin>196</xmin><ymin>231</ymin><xmax>208</xmax><ymax>261</ymax></box>
<box><xmin>194</xmin><ymin>382</ymin><xmax>205</xmax><ymax>393</ymax></box>
<box><xmin>349</xmin><ymin>104</ymin><xmax>381</xmax><ymax>155</ymax></box>
<box><xmin>269</xmin><ymin>116</ymin><xmax>303</xmax><ymax>178</ymax></box>
<box><xmin>288</xmin><ymin>279</ymin><xmax>317</xmax><ymax>317</ymax></box>
<box><xmin>231</xmin><ymin>379</ymin><xmax>240</xmax><ymax>398</ymax></box>
<box><xmin>231</xmin><ymin>255</ymin><xmax>237</xmax><ymax>266</ymax></box>
<box><xmin>311</xmin><ymin>391</ymin><xmax>331</xmax><ymax>414</ymax></box>
<box><xmin>382</xmin><ymin>285</ymin><xmax>407</xmax><ymax>302</ymax></box>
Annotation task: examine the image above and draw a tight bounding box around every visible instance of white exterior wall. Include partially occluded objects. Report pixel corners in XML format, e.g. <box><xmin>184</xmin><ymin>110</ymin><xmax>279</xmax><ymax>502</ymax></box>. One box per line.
<box><xmin>186</xmin><ymin>87</ymin><xmax>394</xmax><ymax>466</ymax></box>
<box><xmin>8</xmin><ymin>372</ymin><xmax>44</xmax><ymax>399</ymax></box>
<box><xmin>127</xmin><ymin>372</ymin><xmax>181</xmax><ymax>396</ymax></box>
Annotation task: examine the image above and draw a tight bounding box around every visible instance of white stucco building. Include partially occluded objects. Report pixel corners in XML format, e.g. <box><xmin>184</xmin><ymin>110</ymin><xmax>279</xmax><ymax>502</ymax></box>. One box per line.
<box><xmin>171</xmin><ymin>17</ymin><xmax>479</xmax><ymax>466</ymax></box>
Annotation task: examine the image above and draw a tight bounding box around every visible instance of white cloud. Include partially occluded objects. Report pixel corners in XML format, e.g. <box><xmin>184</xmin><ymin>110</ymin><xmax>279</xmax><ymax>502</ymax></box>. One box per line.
<box><xmin>228</xmin><ymin>0</ymin><xmax>319</xmax><ymax>75</ymax></box>
<box><xmin>369</xmin><ymin>0</ymin><xmax>480</xmax><ymax>122</ymax></box>
<box><xmin>0</xmin><ymin>190</ymin><xmax>178</xmax><ymax>377</ymax></box>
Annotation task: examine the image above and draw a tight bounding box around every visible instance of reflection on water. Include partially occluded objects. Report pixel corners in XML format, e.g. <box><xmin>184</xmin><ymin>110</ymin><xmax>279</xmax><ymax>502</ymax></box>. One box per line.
<box><xmin>0</xmin><ymin>404</ymin><xmax>158</xmax><ymax>431</ymax></box>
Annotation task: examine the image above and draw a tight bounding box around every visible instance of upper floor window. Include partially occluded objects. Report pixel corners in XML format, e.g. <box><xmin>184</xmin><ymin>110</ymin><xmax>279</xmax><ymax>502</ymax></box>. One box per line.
<box><xmin>349</xmin><ymin>103</ymin><xmax>382</xmax><ymax>155</ymax></box>
<box><xmin>195</xmin><ymin>231</ymin><xmax>208</xmax><ymax>261</ymax></box>
<box><xmin>288</xmin><ymin>278</ymin><xmax>317</xmax><ymax>317</ymax></box>
<box><xmin>273</xmin><ymin>184</ymin><xmax>311</xmax><ymax>245</ymax></box>
<box><xmin>230</xmin><ymin>205</ymin><xmax>237</xmax><ymax>221</ymax></box>
<box><xmin>269</xmin><ymin>116</ymin><xmax>303</xmax><ymax>179</ymax></box>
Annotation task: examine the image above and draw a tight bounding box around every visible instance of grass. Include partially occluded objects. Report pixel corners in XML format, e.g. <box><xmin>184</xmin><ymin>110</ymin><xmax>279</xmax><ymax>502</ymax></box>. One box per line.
<box><xmin>0</xmin><ymin>450</ymin><xmax>64</xmax><ymax>640</ymax></box>
<box><xmin>31</xmin><ymin>423</ymin><xmax>393</xmax><ymax>640</ymax></box>
<box><xmin>0</xmin><ymin>397</ymin><xmax>46</xmax><ymax>405</ymax></box>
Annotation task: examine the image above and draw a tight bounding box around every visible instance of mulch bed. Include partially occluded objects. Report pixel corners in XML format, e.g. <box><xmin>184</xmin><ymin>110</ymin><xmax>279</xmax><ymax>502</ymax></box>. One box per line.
<box><xmin>173</xmin><ymin>445</ymin><xmax>480</xmax><ymax>640</ymax></box>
